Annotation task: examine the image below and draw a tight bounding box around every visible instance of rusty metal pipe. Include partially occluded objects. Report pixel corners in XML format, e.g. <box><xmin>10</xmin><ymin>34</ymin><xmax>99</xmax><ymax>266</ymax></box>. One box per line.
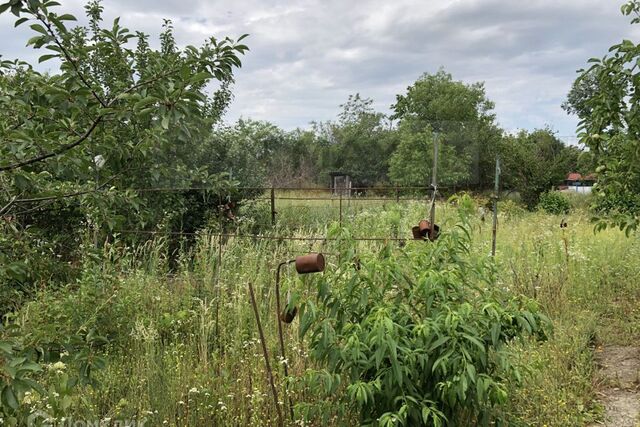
<box><xmin>275</xmin><ymin>259</ymin><xmax>296</xmax><ymax>421</ymax></box>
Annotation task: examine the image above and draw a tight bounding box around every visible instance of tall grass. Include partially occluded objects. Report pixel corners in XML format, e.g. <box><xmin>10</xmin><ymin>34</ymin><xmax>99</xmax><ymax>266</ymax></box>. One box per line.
<box><xmin>14</xmin><ymin>195</ymin><xmax>640</xmax><ymax>426</ymax></box>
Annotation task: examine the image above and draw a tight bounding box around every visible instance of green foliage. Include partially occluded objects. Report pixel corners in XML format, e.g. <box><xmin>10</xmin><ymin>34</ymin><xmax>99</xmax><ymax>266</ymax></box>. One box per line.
<box><xmin>299</xmin><ymin>198</ymin><xmax>548</xmax><ymax>425</ymax></box>
<box><xmin>388</xmin><ymin>124</ymin><xmax>470</xmax><ymax>187</ymax></box>
<box><xmin>537</xmin><ymin>191</ymin><xmax>571</xmax><ymax>215</ymax></box>
<box><xmin>391</xmin><ymin>69</ymin><xmax>503</xmax><ymax>189</ymax></box>
<box><xmin>0</xmin><ymin>0</ymin><xmax>249</xmax><ymax>307</ymax></box>
<box><xmin>572</xmin><ymin>0</ymin><xmax>640</xmax><ymax>234</ymax></box>
<box><xmin>314</xmin><ymin>94</ymin><xmax>396</xmax><ymax>186</ymax></box>
<box><xmin>0</xmin><ymin>328</ymin><xmax>42</xmax><ymax>425</ymax></box>
<box><xmin>500</xmin><ymin>129</ymin><xmax>579</xmax><ymax>209</ymax></box>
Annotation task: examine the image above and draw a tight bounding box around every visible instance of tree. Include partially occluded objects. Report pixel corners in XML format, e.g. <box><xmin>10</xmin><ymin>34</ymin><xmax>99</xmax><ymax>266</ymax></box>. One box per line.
<box><xmin>314</xmin><ymin>94</ymin><xmax>396</xmax><ymax>186</ymax></box>
<box><xmin>572</xmin><ymin>0</ymin><xmax>640</xmax><ymax>233</ymax></box>
<box><xmin>0</xmin><ymin>0</ymin><xmax>248</xmax><ymax>303</ymax></box>
<box><xmin>562</xmin><ymin>69</ymin><xmax>599</xmax><ymax>120</ymax></box>
<box><xmin>0</xmin><ymin>0</ymin><xmax>247</xmax><ymax>221</ymax></box>
<box><xmin>388</xmin><ymin>124</ymin><xmax>470</xmax><ymax>188</ymax></box>
<box><xmin>391</xmin><ymin>69</ymin><xmax>501</xmax><ymax>189</ymax></box>
<box><xmin>500</xmin><ymin>129</ymin><xmax>579</xmax><ymax>208</ymax></box>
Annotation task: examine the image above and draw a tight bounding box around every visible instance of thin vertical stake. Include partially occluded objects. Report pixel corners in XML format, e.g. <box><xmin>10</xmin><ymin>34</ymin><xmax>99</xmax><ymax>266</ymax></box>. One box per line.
<box><xmin>429</xmin><ymin>133</ymin><xmax>439</xmax><ymax>240</ymax></box>
<box><xmin>339</xmin><ymin>191</ymin><xmax>343</xmax><ymax>227</ymax></box>
<box><xmin>270</xmin><ymin>187</ymin><xmax>276</xmax><ymax>226</ymax></box>
<box><xmin>248</xmin><ymin>282</ymin><xmax>284</xmax><ymax>427</ymax></box>
<box><xmin>491</xmin><ymin>157</ymin><xmax>501</xmax><ymax>257</ymax></box>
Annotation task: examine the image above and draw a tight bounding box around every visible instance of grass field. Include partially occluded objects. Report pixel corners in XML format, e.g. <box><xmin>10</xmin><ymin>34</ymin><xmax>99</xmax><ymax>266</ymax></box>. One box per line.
<box><xmin>13</xmin><ymin>193</ymin><xmax>640</xmax><ymax>426</ymax></box>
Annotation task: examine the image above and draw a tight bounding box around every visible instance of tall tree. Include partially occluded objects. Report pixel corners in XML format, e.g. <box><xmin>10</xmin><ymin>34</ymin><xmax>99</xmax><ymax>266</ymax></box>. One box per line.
<box><xmin>572</xmin><ymin>0</ymin><xmax>640</xmax><ymax>233</ymax></box>
<box><xmin>314</xmin><ymin>94</ymin><xmax>396</xmax><ymax>186</ymax></box>
<box><xmin>0</xmin><ymin>0</ymin><xmax>248</xmax><ymax>226</ymax></box>
<box><xmin>0</xmin><ymin>0</ymin><xmax>248</xmax><ymax>297</ymax></box>
<box><xmin>391</xmin><ymin>69</ymin><xmax>501</xmax><ymax>188</ymax></box>
<box><xmin>500</xmin><ymin>129</ymin><xmax>580</xmax><ymax>208</ymax></box>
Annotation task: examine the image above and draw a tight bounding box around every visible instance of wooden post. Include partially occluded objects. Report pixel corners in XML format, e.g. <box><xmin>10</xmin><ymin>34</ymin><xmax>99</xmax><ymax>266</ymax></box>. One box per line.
<box><xmin>248</xmin><ymin>282</ymin><xmax>284</xmax><ymax>427</ymax></box>
<box><xmin>491</xmin><ymin>157</ymin><xmax>501</xmax><ymax>257</ymax></box>
<box><xmin>270</xmin><ymin>187</ymin><xmax>276</xmax><ymax>227</ymax></box>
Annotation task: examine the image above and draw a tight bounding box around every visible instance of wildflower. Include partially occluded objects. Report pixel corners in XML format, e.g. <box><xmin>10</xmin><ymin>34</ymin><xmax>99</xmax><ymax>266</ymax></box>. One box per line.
<box><xmin>188</xmin><ymin>387</ymin><xmax>199</xmax><ymax>394</ymax></box>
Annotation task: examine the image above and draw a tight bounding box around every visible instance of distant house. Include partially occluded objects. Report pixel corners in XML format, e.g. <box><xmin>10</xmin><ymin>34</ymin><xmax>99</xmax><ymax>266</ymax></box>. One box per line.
<box><xmin>329</xmin><ymin>172</ymin><xmax>352</xmax><ymax>196</ymax></box>
<box><xmin>559</xmin><ymin>172</ymin><xmax>595</xmax><ymax>194</ymax></box>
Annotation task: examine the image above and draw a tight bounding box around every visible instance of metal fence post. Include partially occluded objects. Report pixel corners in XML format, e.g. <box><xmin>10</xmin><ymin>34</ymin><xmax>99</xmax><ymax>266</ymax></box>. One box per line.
<box><xmin>429</xmin><ymin>133</ymin><xmax>439</xmax><ymax>240</ymax></box>
<box><xmin>270</xmin><ymin>186</ymin><xmax>276</xmax><ymax>227</ymax></box>
<box><xmin>339</xmin><ymin>191</ymin><xmax>343</xmax><ymax>227</ymax></box>
<box><xmin>492</xmin><ymin>157</ymin><xmax>501</xmax><ymax>257</ymax></box>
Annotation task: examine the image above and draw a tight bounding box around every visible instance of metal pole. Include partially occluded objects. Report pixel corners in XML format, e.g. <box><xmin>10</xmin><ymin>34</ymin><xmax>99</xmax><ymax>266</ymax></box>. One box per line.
<box><xmin>275</xmin><ymin>261</ymin><xmax>296</xmax><ymax>421</ymax></box>
<box><xmin>248</xmin><ymin>282</ymin><xmax>283</xmax><ymax>427</ymax></box>
<box><xmin>429</xmin><ymin>133</ymin><xmax>439</xmax><ymax>240</ymax></box>
<box><xmin>339</xmin><ymin>191</ymin><xmax>343</xmax><ymax>227</ymax></box>
<box><xmin>491</xmin><ymin>157</ymin><xmax>501</xmax><ymax>257</ymax></box>
<box><xmin>270</xmin><ymin>187</ymin><xmax>276</xmax><ymax>227</ymax></box>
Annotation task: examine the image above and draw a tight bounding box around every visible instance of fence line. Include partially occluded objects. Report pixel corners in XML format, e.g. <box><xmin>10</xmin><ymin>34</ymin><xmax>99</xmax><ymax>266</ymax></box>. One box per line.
<box><xmin>112</xmin><ymin>229</ymin><xmax>416</xmax><ymax>243</ymax></box>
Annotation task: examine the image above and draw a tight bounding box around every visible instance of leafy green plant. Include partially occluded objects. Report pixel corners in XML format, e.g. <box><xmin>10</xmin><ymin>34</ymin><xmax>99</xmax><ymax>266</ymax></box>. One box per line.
<box><xmin>537</xmin><ymin>191</ymin><xmax>571</xmax><ymax>215</ymax></box>
<box><xmin>0</xmin><ymin>326</ymin><xmax>42</xmax><ymax>425</ymax></box>
<box><xmin>298</xmin><ymin>197</ymin><xmax>549</xmax><ymax>425</ymax></box>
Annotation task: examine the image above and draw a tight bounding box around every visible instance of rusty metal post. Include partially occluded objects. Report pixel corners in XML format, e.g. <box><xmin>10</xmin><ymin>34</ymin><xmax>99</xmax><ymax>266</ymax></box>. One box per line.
<box><xmin>270</xmin><ymin>187</ymin><xmax>276</xmax><ymax>227</ymax></box>
<box><xmin>339</xmin><ymin>191</ymin><xmax>343</xmax><ymax>227</ymax></box>
<box><xmin>275</xmin><ymin>261</ymin><xmax>296</xmax><ymax>421</ymax></box>
<box><xmin>429</xmin><ymin>133</ymin><xmax>439</xmax><ymax>240</ymax></box>
<box><xmin>491</xmin><ymin>157</ymin><xmax>501</xmax><ymax>257</ymax></box>
<box><xmin>248</xmin><ymin>282</ymin><xmax>283</xmax><ymax>427</ymax></box>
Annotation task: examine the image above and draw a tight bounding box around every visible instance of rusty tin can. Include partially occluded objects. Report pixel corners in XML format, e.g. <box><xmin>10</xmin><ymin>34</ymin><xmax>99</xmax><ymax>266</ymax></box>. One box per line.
<box><xmin>280</xmin><ymin>306</ymin><xmax>298</xmax><ymax>323</ymax></box>
<box><xmin>295</xmin><ymin>253</ymin><xmax>325</xmax><ymax>274</ymax></box>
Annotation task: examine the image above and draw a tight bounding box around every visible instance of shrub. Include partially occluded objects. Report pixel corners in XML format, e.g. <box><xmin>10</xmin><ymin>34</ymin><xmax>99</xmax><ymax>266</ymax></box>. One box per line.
<box><xmin>500</xmin><ymin>199</ymin><xmax>527</xmax><ymax>219</ymax></box>
<box><xmin>537</xmin><ymin>191</ymin><xmax>571</xmax><ymax>215</ymax></box>
<box><xmin>298</xmin><ymin>196</ymin><xmax>549</xmax><ymax>425</ymax></box>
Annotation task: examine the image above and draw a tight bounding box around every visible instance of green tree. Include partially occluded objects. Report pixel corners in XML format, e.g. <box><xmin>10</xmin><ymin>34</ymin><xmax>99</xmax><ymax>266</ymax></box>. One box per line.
<box><xmin>562</xmin><ymin>69</ymin><xmax>599</xmax><ymax>120</ymax></box>
<box><xmin>391</xmin><ymin>69</ymin><xmax>501</xmax><ymax>188</ymax></box>
<box><xmin>572</xmin><ymin>0</ymin><xmax>640</xmax><ymax>233</ymax></box>
<box><xmin>388</xmin><ymin>124</ymin><xmax>470</xmax><ymax>187</ymax></box>
<box><xmin>314</xmin><ymin>94</ymin><xmax>396</xmax><ymax>187</ymax></box>
<box><xmin>500</xmin><ymin>129</ymin><xmax>579</xmax><ymax>208</ymax></box>
<box><xmin>0</xmin><ymin>0</ymin><xmax>248</xmax><ymax>303</ymax></box>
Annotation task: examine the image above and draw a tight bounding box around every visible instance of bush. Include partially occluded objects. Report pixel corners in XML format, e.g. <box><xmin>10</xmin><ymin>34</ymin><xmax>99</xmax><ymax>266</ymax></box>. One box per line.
<box><xmin>537</xmin><ymin>191</ymin><xmax>571</xmax><ymax>215</ymax></box>
<box><xmin>298</xmin><ymin>196</ymin><xmax>549</xmax><ymax>425</ymax></box>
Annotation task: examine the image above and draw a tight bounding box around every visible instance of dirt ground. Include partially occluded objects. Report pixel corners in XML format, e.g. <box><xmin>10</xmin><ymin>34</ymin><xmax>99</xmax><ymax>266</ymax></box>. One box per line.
<box><xmin>590</xmin><ymin>346</ymin><xmax>640</xmax><ymax>426</ymax></box>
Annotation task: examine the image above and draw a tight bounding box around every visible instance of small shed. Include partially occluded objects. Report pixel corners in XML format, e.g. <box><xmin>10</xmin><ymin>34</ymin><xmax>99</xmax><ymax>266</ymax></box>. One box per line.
<box><xmin>329</xmin><ymin>172</ymin><xmax>352</xmax><ymax>196</ymax></box>
<box><xmin>560</xmin><ymin>172</ymin><xmax>595</xmax><ymax>194</ymax></box>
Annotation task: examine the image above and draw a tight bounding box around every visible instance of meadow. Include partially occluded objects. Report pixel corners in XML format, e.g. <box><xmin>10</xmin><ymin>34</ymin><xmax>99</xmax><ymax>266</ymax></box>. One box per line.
<box><xmin>10</xmin><ymin>192</ymin><xmax>640</xmax><ymax>426</ymax></box>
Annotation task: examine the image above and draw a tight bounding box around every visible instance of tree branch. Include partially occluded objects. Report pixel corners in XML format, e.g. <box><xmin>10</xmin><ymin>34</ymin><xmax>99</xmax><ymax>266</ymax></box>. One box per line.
<box><xmin>0</xmin><ymin>196</ymin><xmax>17</xmax><ymax>216</ymax></box>
<box><xmin>0</xmin><ymin>69</ymin><xmax>177</xmax><ymax>173</ymax></box>
<box><xmin>38</xmin><ymin>14</ymin><xmax>108</xmax><ymax>108</ymax></box>
<box><xmin>0</xmin><ymin>115</ymin><xmax>103</xmax><ymax>172</ymax></box>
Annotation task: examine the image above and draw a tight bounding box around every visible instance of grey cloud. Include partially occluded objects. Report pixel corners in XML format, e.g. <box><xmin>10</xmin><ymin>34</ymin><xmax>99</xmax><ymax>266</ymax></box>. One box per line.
<box><xmin>1</xmin><ymin>0</ymin><xmax>637</xmax><ymax>137</ymax></box>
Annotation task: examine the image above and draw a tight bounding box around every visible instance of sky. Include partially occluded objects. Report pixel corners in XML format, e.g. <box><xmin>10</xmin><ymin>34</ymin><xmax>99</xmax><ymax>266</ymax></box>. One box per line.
<box><xmin>2</xmin><ymin>0</ymin><xmax>639</xmax><ymax>143</ymax></box>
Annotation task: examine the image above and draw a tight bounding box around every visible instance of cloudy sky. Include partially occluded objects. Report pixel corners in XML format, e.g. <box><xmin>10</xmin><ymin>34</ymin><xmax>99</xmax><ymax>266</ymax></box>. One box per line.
<box><xmin>2</xmin><ymin>0</ymin><xmax>638</xmax><ymax>141</ymax></box>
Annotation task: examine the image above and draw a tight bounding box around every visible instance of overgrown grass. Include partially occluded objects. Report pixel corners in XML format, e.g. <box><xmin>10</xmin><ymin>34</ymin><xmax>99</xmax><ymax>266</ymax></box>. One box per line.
<box><xmin>9</xmin><ymin>195</ymin><xmax>640</xmax><ymax>426</ymax></box>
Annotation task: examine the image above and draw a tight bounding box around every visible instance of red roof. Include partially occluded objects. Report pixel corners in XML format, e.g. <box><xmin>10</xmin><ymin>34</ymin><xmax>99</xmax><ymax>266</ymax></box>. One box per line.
<box><xmin>566</xmin><ymin>172</ymin><xmax>582</xmax><ymax>181</ymax></box>
<box><xmin>583</xmin><ymin>173</ymin><xmax>596</xmax><ymax>181</ymax></box>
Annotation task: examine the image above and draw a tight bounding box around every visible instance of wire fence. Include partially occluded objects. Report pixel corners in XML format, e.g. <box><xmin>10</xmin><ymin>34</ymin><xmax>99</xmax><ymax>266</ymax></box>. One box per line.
<box><xmin>7</xmin><ymin>184</ymin><xmax>478</xmax><ymax>249</ymax></box>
